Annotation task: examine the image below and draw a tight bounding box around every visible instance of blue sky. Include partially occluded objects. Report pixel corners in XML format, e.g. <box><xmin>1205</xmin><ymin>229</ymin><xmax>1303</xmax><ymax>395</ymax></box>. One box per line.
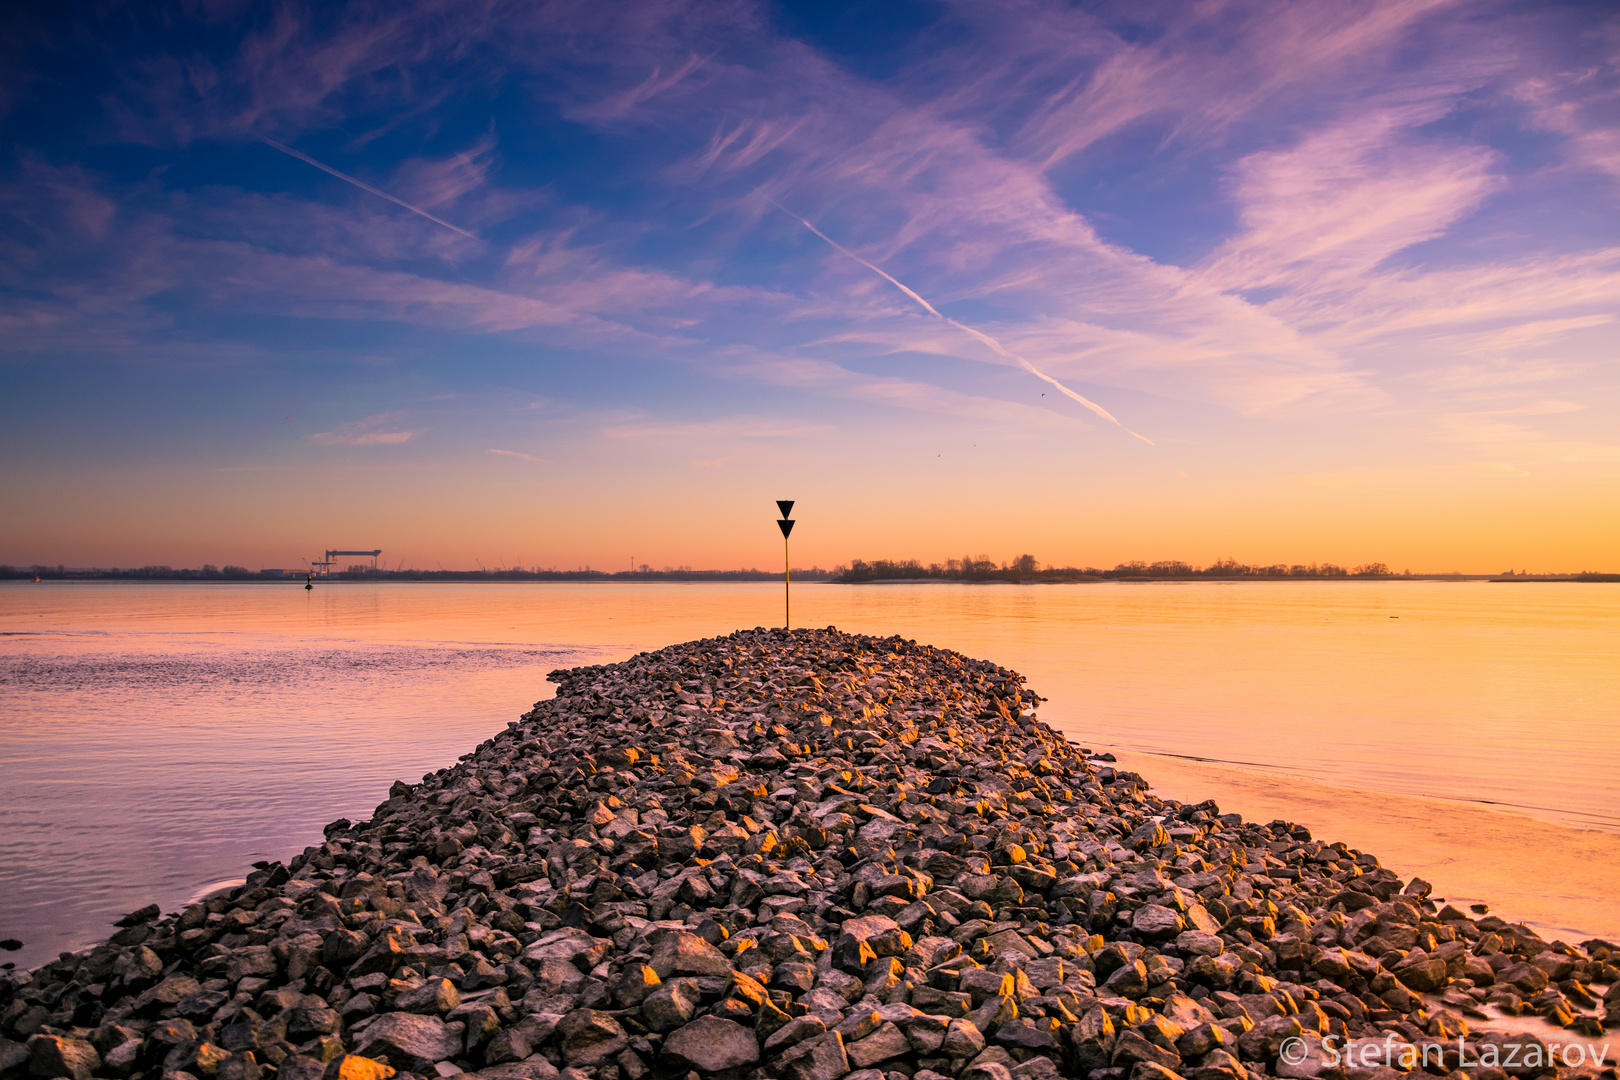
<box><xmin>2</xmin><ymin>0</ymin><xmax>1618</xmax><ymax>571</ymax></box>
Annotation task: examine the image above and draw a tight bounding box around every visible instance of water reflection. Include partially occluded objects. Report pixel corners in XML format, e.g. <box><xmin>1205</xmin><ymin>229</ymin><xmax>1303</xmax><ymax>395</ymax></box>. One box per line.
<box><xmin>1</xmin><ymin>580</ymin><xmax>1615</xmax><ymax>971</ymax></box>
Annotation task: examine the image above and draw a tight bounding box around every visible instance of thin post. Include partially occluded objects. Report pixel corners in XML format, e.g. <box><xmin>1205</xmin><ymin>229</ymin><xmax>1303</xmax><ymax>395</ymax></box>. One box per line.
<box><xmin>776</xmin><ymin>500</ymin><xmax>795</xmax><ymax>631</ymax></box>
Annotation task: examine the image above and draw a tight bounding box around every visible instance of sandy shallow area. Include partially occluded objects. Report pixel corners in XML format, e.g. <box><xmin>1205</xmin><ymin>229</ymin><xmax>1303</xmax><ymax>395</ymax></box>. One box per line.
<box><xmin>1102</xmin><ymin>746</ymin><xmax>1620</xmax><ymax>948</ymax></box>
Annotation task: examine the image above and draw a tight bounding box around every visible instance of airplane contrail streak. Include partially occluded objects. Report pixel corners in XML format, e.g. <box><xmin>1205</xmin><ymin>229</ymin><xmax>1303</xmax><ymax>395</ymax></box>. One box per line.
<box><xmin>258</xmin><ymin>136</ymin><xmax>481</xmax><ymax>241</ymax></box>
<box><xmin>776</xmin><ymin>202</ymin><xmax>1153</xmax><ymax>444</ymax></box>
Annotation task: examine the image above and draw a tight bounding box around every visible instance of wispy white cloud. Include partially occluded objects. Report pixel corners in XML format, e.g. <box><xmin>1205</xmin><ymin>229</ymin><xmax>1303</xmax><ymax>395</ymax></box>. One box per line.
<box><xmin>311</xmin><ymin>412</ymin><xmax>420</xmax><ymax>446</ymax></box>
<box><xmin>1514</xmin><ymin>60</ymin><xmax>1620</xmax><ymax>185</ymax></box>
<box><xmin>394</xmin><ymin>132</ymin><xmax>500</xmax><ymax>209</ymax></box>
<box><xmin>1198</xmin><ymin>104</ymin><xmax>1503</xmax><ymax>296</ymax></box>
<box><xmin>8</xmin><ymin>0</ymin><xmax>1620</xmax><ymax>481</ymax></box>
<box><xmin>578</xmin><ymin>52</ymin><xmax>715</xmax><ymax>123</ymax></box>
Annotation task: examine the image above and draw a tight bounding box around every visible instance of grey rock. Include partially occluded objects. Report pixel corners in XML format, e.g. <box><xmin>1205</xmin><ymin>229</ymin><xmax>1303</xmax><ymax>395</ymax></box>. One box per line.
<box><xmin>352</xmin><ymin>1013</ymin><xmax>460</xmax><ymax>1072</ymax></box>
<box><xmin>660</xmin><ymin>1015</ymin><xmax>760</xmax><ymax>1072</ymax></box>
<box><xmin>764</xmin><ymin>1016</ymin><xmax>829</xmax><ymax>1055</ymax></box>
<box><xmin>846</xmin><ymin>1022</ymin><xmax>909</xmax><ymax>1068</ymax></box>
<box><xmin>1133</xmin><ymin>905</ymin><xmax>1185</xmax><ymax>940</ymax></box>
<box><xmin>941</xmin><ymin>1018</ymin><xmax>986</xmax><ymax>1058</ymax></box>
<box><xmin>25</xmin><ymin>1035</ymin><xmax>101</xmax><ymax>1080</ymax></box>
<box><xmin>553</xmin><ymin>1010</ymin><xmax>628</xmax><ymax>1067</ymax></box>
<box><xmin>394</xmin><ymin>979</ymin><xmax>460</xmax><ymax>1014</ymax></box>
<box><xmin>639</xmin><ymin>978</ymin><xmax>701</xmax><ymax>1032</ymax></box>
<box><xmin>771</xmin><ymin>1030</ymin><xmax>850</xmax><ymax>1080</ymax></box>
<box><xmin>286</xmin><ymin>1006</ymin><xmax>342</xmax><ymax>1041</ymax></box>
<box><xmin>648</xmin><ymin>931</ymin><xmax>732</xmax><ymax>979</ymax></box>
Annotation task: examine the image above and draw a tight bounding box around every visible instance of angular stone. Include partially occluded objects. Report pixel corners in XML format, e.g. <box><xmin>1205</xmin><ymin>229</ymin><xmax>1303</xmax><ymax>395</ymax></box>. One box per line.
<box><xmin>942</xmin><ymin>1018</ymin><xmax>986</xmax><ymax>1058</ymax></box>
<box><xmin>352</xmin><ymin>1013</ymin><xmax>459</xmax><ymax>1072</ymax></box>
<box><xmin>1390</xmin><ymin>950</ymin><xmax>1447</xmax><ymax>993</ymax></box>
<box><xmin>764</xmin><ymin>1016</ymin><xmax>829</xmax><ymax>1055</ymax></box>
<box><xmin>277</xmin><ymin>1056</ymin><xmax>329</xmax><ymax>1080</ymax></box>
<box><xmin>1105</xmin><ymin>960</ymin><xmax>1150</xmax><ymax>998</ymax></box>
<box><xmin>660</xmin><ymin>1016</ymin><xmax>760</xmax><ymax>1072</ymax></box>
<box><xmin>959</xmin><ymin>968</ymin><xmax>1016</xmax><ymax>1003</ymax></box>
<box><xmin>1237</xmin><ymin>1015</ymin><xmax>1304</xmax><ymax>1063</ymax></box>
<box><xmin>25</xmin><ymin>1035</ymin><xmax>101</xmax><ymax>1080</ymax></box>
<box><xmin>904</xmin><ymin>1015</ymin><xmax>949</xmax><ymax>1054</ymax></box>
<box><xmin>395</xmin><ymin>979</ymin><xmax>460</xmax><ymax>1014</ymax></box>
<box><xmin>554</xmin><ymin>1010</ymin><xmax>628</xmax><ymax>1067</ymax></box>
<box><xmin>134</xmin><ymin>975</ymin><xmax>204</xmax><ymax>1012</ymax></box>
<box><xmin>846</xmin><ymin>1022</ymin><xmax>909</xmax><ymax>1068</ymax></box>
<box><xmin>640</xmin><ymin>978</ymin><xmax>701</xmax><ymax>1032</ymax></box>
<box><xmin>1011</xmin><ymin>1057</ymin><xmax>1062</xmax><ymax>1080</ymax></box>
<box><xmin>611</xmin><ymin>964</ymin><xmax>661</xmax><ymax>1007</ymax></box>
<box><xmin>521</xmin><ymin>929</ymin><xmax>606</xmax><ymax>972</ymax></box>
<box><xmin>1128</xmin><ymin>821</ymin><xmax>1169</xmax><ymax>849</ymax></box>
<box><xmin>1497</xmin><ymin>962</ymin><xmax>1549</xmax><ymax>995</ymax></box>
<box><xmin>994</xmin><ymin>1017</ymin><xmax>1059</xmax><ymax>1052</ymax></box>
<box><xmin>649</xmin><ymin>931</ymin><xmax>733</xmax><ymax>979</ymax></box>
<box><xmin>1112</xmin><ymin>1030</ymin><xmax>1181</xmax><ymax>1070</ymax></box>
<box><xmin>216</xmin><ymin>1051</ymin><xmax>263</xmax><ymax>1080</ymax></box>
<box><xmin>226</xmin><ymin>946</ymin><xmax>278</xmax><ymax>984</ymax></box>
<box><xmin>349</xmin><ymin>933</ymin><xmax>406</xmax><ymax>977</ymax></box>
<box><xmin>287</xmin><ymin>1006</ymin><xmax>342</xmax><ymax>1041</ymax></box>
<box><xmin>1133</xmin><ymin>905</ymin><xmax>1186</xmax><ymax>940</ymax></box>
<box><xmin>772</xmin><ymin>1031</ymin><xmax>850</xmax><ymax>1080</ymax></box>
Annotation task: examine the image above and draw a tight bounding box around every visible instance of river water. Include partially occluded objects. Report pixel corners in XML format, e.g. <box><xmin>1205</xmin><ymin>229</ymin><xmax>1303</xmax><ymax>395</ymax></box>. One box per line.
<box><xmin>1</xmin><ymin>580</ymin><xmax>1616</xmax><ymax>971</ymax></box>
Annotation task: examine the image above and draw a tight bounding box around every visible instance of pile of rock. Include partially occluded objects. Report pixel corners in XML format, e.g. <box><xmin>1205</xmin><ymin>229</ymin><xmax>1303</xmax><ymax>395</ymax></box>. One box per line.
<box><xmin>3</xmin><ymin>628</ymin><xmax>1616</xmax><ymax>1080</ymax></box>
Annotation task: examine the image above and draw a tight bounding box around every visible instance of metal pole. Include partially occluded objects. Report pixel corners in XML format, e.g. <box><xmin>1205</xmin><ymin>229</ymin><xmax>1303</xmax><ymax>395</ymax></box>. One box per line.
<box><xmin>775</xmin><ymin>500</ymin><xmax>795</xmax><ymax>632</ymax></box>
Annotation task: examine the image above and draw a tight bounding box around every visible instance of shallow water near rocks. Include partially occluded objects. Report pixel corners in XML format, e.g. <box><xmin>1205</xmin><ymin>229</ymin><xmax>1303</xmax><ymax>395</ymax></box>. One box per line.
<box><xmin>1</xmin><ymin>579</ymin><xmax>1615</xmax><ymax>970</ymax></box>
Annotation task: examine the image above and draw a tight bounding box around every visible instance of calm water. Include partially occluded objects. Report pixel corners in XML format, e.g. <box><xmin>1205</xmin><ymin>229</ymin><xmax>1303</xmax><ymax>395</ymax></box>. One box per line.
<box><xmin>1</xmin><ymin>580</ymin><xmax>1616</xmax><ymax>969</ymax></box>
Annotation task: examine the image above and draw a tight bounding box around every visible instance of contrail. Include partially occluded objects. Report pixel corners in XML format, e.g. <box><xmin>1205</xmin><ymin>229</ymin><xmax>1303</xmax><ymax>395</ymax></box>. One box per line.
<box><xmin>776</xmin><ymin>202</ymin><xmax>1152</xmax><ymax>444</ymax></box>
<box><xmin>258</xmin><ymin>136</ymin><xmax>480</xmax><ymax>241</ymax></box>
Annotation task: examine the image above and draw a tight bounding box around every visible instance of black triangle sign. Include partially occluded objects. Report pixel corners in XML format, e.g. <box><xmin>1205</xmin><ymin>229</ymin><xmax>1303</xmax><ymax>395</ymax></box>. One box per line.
<box><xmin>776</xmin><ymin>500</ymin><xmax>795</xmax><ymax>519</ymax></box>
<box><xmin>777</xmin><ymin>519</ymin><xmax>795</xmax><ymax>538</ymax></box>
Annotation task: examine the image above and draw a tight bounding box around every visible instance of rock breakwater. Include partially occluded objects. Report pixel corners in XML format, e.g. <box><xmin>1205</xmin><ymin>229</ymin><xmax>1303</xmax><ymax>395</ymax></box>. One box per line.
<box><xmin>3</xmin><ymin>628</ymin><xmax>1616</xmax><ymax>1080</ymax></box>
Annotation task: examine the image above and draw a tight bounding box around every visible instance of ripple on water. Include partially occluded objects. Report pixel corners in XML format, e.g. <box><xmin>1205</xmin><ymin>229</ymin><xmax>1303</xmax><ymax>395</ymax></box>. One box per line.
<box><xmin>0</xmin><ymin>637</ymin><xmax>604</xmax><ymax>972</ymax></box>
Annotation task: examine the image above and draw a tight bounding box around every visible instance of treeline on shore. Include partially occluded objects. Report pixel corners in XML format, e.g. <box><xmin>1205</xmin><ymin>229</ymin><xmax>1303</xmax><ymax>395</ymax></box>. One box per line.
<box><xmin>830</xmin><ymin>554</ymin><xmax>1401</xmax><ymax>583</ymax></box>
<box><xmin>831</xmin><ymin>556</ymin><xmax>1620</xmax><ymax>583</ymax></box>
<box><xmin>0</xmin><ymin>565</ymin><xmax>833</xmax><ymax>583</ymax></box>
<box><xmin>7</xmin><ymin>561</ymin><xmax>1613</xmax><ymax>584</ymax></box>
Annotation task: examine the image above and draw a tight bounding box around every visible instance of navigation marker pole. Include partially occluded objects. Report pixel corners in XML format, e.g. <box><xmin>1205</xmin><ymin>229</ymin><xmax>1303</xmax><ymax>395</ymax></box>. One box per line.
<box><xmin>776</xmin><ymin>500</ymin><xmax>795</xmax><ymax>630</ymax></box>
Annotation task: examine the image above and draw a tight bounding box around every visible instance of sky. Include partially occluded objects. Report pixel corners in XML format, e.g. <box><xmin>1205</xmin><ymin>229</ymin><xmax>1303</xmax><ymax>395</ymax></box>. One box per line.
<box><xmin>1</xmin><ymin>0</ymin><xmax>1617</xmax><ymax>573</ymax></box>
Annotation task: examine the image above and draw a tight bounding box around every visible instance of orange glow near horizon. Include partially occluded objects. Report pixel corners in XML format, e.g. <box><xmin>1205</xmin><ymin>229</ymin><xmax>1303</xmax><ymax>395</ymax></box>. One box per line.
<box><xmin>5</xmin><ymin>439</ymin><xmax>1616</xmax><ymax>574</ymax></box>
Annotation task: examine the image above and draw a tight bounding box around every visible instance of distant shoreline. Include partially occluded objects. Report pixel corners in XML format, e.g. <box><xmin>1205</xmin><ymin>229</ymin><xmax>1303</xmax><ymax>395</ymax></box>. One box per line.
<box><xmin>839</xmin><ymin>574</ymin><xmax>1620</xmax><ymax>584</ymax></box>
<box><xmin>0</xmin><ymin>568</ymin><xmax>833</xmax><ymax>584</ymax></box>
<box><xmin>6</xmin><ymin>573</ymin><xmax>1615</xmax><ymax>584</ymax></box>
